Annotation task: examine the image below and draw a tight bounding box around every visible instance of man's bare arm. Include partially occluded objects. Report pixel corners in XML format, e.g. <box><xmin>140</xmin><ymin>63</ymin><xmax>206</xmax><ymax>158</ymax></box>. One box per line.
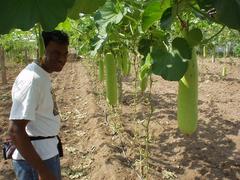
<box><xmin>8</xmin><ymin>120</ymin><xmax>56</xmax><ymax>180</ymax></box>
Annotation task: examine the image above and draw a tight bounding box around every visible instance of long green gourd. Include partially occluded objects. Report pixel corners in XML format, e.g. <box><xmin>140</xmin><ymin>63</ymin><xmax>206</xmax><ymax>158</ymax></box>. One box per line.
<box><xmin>122</xmin><ymin>49</ymin><xmax>130</xmax><ymax>76</ymax></box>
<box><xmin>98</xmin><ymin>59</ymin><xmax>104</xmax><ymax>81</ymax></box>
<box><xmin>34</xmin><ymin>24</ymin><xmax>45</xmax><ymax>61</ymax></box>
<box><xmin>116</xmin><ymin>54</ymin><xmax>123</xmax><ymax>71</ymax></box>
<box><xmin>177</xmin><ymin>49</ymin><xmax>198</xmax><ymax>135</ymax></box>
<box><xmin>126</xmin><ymin>59</ymin><xmax>131</xmax><ymax>75</ymax></box>
<box><xmin>105</xmin><ymin>52</ymin><xmax>118</xmax><ymax>106</ymax></box>
<box><xmin>139</xmin><ymin>75</ymin><xmax>148</xmax><ymax>92</ymax></box>
<box><xmin>37</xmin><ymin>24</ymin><xmax>45</xmax><ymax>59</ymax></box>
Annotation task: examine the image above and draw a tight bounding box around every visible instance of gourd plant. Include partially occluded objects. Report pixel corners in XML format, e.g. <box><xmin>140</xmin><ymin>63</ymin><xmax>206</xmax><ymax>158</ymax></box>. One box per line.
<box><xmin>0</xmin><ymin>29</ymin><xmax>37</xmax><ymax>63</ymax></box>
<box><xmin>90</xmin><ymin>0</ymin><xmax>240</xmax><ymax>137</ymax></box>
<box><xmin>0</xmin><ymin>0</ymin><xmax>239</xmax><ymax>134</ymax></box>
<box><xmin>137</xmin><ymin>0</ymin><xmax>240</xmax><ymax>135</ymax></box>
<box><xmin>0</xmin><ymin>0</ymin><xmax>240</xmax><ymax>178</ymax></box>
<box><xmin>90</xmin><ymin>1</ymin><xmax>153</xmax><ymax>175</ymax></box>
<box><xmin>93</xmin><ymin>0</ymin><xmax>240</xmax><ymax>137</ymax></box>
<box><xmin>91</xmin><ymin>0</ymin><xmax>143</xmax><ymax>106</ymax></box>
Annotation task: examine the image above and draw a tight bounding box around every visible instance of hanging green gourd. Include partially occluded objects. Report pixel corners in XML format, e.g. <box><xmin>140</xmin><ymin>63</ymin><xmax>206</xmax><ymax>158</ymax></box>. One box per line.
<box><xmin>116</xmin><ymin>53</ymin><xmax>123</xmax><ymax>71</ymax></box>
<box><xmin>139</xmin><ymin>53</ymin><xmax>152</xmax><ymax>92</ymax></box>
<box><xmin>35</xmin><ymin>24</ymin><xmax>45</xmax><ymax>62</ymax></box>
<box><xmin>121</xmin><ymin>48</ymin><xmax>131</xmax><ymax>76</ymax></box>
<box><xmin>177</xmin><ymin>28</ymin><xmax>202</xmax><ymax>135</ymax></box>
<box><xmin>139</xmin><ymin>75</ymin><xmax>148</xmax><ymax>92</ymax></box>
<box><xmin>177</xmin><ymin>49</ymin><xmax>198</xmax><ymax>134</ymax></box>
<box><xmin>104</xmin><ymin>52</ymin><xmax>118</xmax><ymax>106</ymax></box>
<box><xmin>98</xmin><ymin>58</ymin><xmax>104</xmax><ymax>81</ymax></box>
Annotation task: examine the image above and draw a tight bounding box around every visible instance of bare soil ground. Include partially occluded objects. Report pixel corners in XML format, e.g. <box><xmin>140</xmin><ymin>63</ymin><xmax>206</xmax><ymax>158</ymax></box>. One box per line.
<box><xmin>0</xmin><ymin>57</ymin><xmax>239</xmax><ymax>180</ymax></box>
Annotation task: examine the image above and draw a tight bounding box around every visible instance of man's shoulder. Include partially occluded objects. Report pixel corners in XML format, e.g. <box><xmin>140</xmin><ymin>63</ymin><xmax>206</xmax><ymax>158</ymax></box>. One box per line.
<box><xmin>14</xmin><ymin>63</ymin><xmax>45</xmax><ymax>89</ymax></box>
<box><xmin>16</xmin><ymin>64</ymin><xmax>39</xmax><ymax>80</ymax></box>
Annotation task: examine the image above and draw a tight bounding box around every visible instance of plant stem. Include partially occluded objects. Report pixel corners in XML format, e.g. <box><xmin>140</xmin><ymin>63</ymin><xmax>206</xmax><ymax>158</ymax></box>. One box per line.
<box><xmin>125</xmin><ymin>15</ymin><xmax>138</xmax><ymax>25</ymax></box>
<box><xmin>133</xmin><ymin>53</ymin><xmax>138</xmax><ymax>121</ymax></box>
<box><xmin>202</xmin><ymin>25</ymin><xmax>225</xmax><ymax>44</ymax></box>
<box><xmin>143</xmin><ymin>75</ymin><xmax>153</xmax><ymax>177</ymax></box>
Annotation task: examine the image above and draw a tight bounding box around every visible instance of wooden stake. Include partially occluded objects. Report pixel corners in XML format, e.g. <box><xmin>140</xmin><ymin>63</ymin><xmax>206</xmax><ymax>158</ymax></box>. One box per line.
<box><xmin>0</xmin><ymin>47</ymin><xmax>7</xmax><ymax>85</ymax></box>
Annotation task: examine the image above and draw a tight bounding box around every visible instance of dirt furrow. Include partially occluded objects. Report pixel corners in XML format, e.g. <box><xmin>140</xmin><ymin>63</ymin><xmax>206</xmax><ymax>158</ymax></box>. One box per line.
<box><xmin>54</xmin><ymin>61</ymin><xmax>134</xmax><ymax>180</ymax></box>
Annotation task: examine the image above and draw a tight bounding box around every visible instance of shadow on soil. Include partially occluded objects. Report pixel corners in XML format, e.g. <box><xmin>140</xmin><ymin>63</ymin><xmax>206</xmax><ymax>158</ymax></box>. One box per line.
<box><xmin>107</xmin><ymin>91</ymin><xmax>240</xmax><ymax>179</ymax></box>
<box><xmin>149</xmin><ymin>94</ymin><xmax>239</xmax><ymax>179</ymax></box>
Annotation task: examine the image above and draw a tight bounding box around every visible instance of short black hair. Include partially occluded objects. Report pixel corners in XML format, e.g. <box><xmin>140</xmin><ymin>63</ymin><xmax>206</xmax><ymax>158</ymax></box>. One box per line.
<box><xmin>42</xmin><ymin>30</ymin><xmax>69</xmax><ymax>47</ymax></box>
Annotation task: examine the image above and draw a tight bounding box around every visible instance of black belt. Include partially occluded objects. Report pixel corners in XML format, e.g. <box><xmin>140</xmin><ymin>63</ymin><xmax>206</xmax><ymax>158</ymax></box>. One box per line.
<box><xmin>29</xmin><ymin>136</ymin><xmax>56</xmax><ymax>141</ymax></box>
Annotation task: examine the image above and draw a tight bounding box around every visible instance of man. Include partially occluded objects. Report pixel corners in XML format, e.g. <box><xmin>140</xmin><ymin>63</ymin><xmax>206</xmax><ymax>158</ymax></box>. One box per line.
<box><xmin>8</xmin><ymin>30</ymin><xmax>69</xmax><ymax>180</ymax></box>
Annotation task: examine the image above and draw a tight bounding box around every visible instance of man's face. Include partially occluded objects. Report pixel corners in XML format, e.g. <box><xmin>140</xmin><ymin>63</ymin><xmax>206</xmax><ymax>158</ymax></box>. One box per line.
<box><xmin>44</xmin><ymin>41</ymin><xmax>68</xmax><ymax>73</ymax></box>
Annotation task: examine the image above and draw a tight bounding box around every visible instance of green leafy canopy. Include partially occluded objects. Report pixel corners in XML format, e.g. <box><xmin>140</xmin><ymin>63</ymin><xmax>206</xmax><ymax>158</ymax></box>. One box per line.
<box><xmin>151</xmin><ymin>47</ymin><xmax>188</xmax><ymax>81</ymax></box>
<box><xmin>197</xmin><ymin>0</ymin><xmax>240</xmax><ymax>30</ymax></box>
<box><xmin>0</xmin><ymin>0</ymin><xmax>106</xmax><ymax>34</ymax></box>
<box><xmin>186</xmin><ymin>28</ymin><xmax>203</xmax><ymax>47</ymax></box>
<box><xmin>172</xmin><ymin>37</ymin><xmax>192</xmax><ymax>59</ymax></box>
<box><xmin>142</xmin><ymin>0</ymin><xmax>171</xmax><ymax>31</ymax></box>
<box><xmin>94</xmin><ymin>0</ymin><xmax>127</xmax><ymax>35</ymax></box>
<box><xmin>68</xmin><ymin>0</ymin><xmax>106</xmax><ymax>19</ymax></box>
<box><xmin>0</xmin><ymin>0</ymin><xmax>75</xmax><ymax>34</ymax></box>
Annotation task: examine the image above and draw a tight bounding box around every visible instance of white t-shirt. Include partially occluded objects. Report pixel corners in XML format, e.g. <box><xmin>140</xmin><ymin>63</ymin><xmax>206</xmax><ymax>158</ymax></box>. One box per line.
<box><xmin>9</xmin><ymin>62</ymin><xmax>61</xmax><ymax>160</ymax></box>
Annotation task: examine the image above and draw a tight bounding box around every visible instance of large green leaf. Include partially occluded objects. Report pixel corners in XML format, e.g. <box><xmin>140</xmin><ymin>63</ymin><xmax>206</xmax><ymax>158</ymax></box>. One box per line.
<box><xmin>151</xmin><ymin>48</ymin><xmax>188</xmax><ymax>81</ymax></box>
<box><xmin>68</xmin><ymin>0</ymin><xmax>106</xmax><ymax>19</ymax></box>
<box><xmin>186</xmin><ymin>28</ymin><xmax>203</xmax><ymax>47</ymax></box>
<box><xmin>196</xmin><ymin>0</ymin><xmax>240</xmax><ymax>30</ymax></box>
<box><xmin>138</xmin><ymin>38</ymin><xmax>152</xmax><ymax>57</ymax></box>
<box><xmin>56</xmin><ymin>18</ymin><xmax>72</xmax><ymax>32</ymax></box>
<box><xmin>172</xmin><ymin>37</ymin><xmax>192</xmax><ymax>59</ymax></box>
<box><xmin>196</xmin><ymin>0</ymin><xmax>214</xmax><ymax>10</ymax></box>
<box><xmin>90</xmin><ymin>34</ymin><xmax>107</xmax><ymax>56</ymax></box>
<box><xmin>138</xmin><ymin>29</ymin><xmax>167</xmax><ymax>58</ymax></box>
<box><xmin>142</xmin><ymin>0</ymin><xmax>171</xmax><ymax>31</ymax></box>
<box><xmin>160</xmin><ymin>7</ymin><xmax>173</xmax><ymax>30</ymax></box>
<box><xmin>94</xmin><ymin>0</ymin><xmax>126</xmax><ymax>35</ymax></box>
<box><xmin>0</xmin><ymin>0</ymin><xmax>75</xmax><ymax>34</ymax></box>
<box><xmin>214</xmin><ymin>0</ymin><xmax>240</xmax><ymax>30</ymax></box>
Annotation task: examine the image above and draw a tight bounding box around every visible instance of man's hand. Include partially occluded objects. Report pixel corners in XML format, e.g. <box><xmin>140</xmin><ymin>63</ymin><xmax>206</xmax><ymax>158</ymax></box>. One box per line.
<box><xmin>39</xmin><ymin>170</ymin><xmax>57</xmax><ymax>180</ymax></box>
